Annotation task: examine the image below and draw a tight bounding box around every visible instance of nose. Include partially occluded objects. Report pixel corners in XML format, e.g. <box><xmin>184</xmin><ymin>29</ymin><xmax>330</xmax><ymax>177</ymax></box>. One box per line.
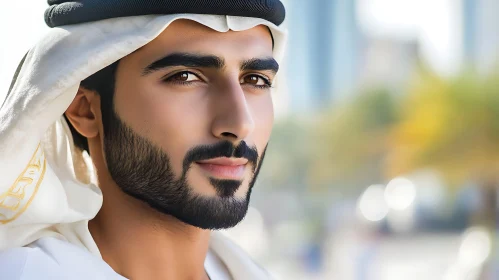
<box><xmin>211</xmin><ymin>81</ymin><xmax>255</xmax><ymax>142</ymax></box>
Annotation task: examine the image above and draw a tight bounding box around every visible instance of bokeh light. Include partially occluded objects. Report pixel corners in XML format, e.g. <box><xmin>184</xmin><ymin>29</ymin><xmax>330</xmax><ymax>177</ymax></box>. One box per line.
<box><xmin>384</xmin><ymin>177</ymin><xmax>417</xmax><ymax>210</ymax></box>
<box><xmin>358</xmin><ymin>184</ymin><xmax>389</xmax><ymax>222</ymax></box>
<box><xmin>458</xmin><ymin>227</ymin><xmax>491</xmax><ymax>268</ymax></box>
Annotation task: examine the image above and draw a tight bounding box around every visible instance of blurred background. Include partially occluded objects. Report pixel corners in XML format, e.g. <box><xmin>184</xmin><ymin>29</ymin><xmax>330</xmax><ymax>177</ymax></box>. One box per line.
<box><xmin>1</xmin><ymin>1</ymin><xmax>498</xmax><ymax>279</ymax></box>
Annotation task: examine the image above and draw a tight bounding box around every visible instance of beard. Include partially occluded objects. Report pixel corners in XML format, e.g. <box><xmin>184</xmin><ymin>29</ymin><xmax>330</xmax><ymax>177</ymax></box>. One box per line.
<box><xmin>102</xmin><ymin>108</ymin><xmax>266</xmax><ymax>230</ymax></box>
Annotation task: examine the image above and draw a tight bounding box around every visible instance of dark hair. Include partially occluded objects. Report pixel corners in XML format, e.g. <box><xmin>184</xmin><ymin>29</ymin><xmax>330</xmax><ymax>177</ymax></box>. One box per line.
<box><xmin>64</xmin><ymin>61</ymin><xmax>120</xmax><ymax>153</ymax></box>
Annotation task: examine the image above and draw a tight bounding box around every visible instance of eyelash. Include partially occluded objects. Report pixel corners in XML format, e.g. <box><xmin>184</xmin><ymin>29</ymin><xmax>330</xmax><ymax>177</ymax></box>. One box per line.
<box><xmin>162</xmin><ymin>71</ymin><xmax>273</xmax><ymax>89</ymax></box>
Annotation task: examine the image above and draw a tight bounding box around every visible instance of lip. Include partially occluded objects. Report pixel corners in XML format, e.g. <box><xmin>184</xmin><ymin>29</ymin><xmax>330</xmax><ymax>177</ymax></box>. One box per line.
<box><xmin>196</xmin><ymin>157</ymin><xmax>247</xmax><ymax>180</ymax></box>
<box><xmin>196</xmin><ymin>157</ymin><xmax>248</xmax><ymax>166</ymax></box>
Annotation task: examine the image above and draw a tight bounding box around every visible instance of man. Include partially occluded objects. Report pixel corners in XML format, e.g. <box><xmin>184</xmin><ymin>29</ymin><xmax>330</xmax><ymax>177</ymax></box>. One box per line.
<box><xmin>0</xmin><ymin>1</ymin><xmax>287</xmax><ymax>279</ymax></box>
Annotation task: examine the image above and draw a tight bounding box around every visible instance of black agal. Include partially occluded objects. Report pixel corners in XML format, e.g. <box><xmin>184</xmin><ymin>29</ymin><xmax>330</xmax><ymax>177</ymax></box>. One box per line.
<box><xmin>45</xmin><ymin>0</ymin><xmax>286</xmax><ymax>28</ymax></box>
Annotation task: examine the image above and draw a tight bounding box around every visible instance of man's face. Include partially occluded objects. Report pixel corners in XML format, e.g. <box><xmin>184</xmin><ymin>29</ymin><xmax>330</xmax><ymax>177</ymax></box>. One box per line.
<box><xmin>102</xmin><ymin>20</ymin><xmax>277</xmax><ymax>229</ymax></box>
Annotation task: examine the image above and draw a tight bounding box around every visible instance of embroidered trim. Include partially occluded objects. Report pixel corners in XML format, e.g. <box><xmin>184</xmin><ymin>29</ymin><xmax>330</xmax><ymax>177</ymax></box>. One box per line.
<box><xmin>0</xmin><ymin>144</ymin><xmax>46</xmax><ymax>224</ymax></box>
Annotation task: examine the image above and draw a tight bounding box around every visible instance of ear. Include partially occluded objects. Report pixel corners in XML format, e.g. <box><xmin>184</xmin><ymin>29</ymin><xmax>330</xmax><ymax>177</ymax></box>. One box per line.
<box><xmin>65</xmin><ymin>86</ymin><xmax>101</xmax><ymax>139</ymax></box>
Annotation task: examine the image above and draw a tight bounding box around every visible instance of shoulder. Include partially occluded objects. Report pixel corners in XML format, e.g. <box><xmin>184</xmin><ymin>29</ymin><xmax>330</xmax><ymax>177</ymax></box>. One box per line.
<box><xmin>0</xmin><ymin>237</ymin><xmax>125</xmax><ymax>280</ymax></box>
<box><xmin>0</xmin><ymin>245</ymin><xmax>64</xmax><ymax>280</ymax></box>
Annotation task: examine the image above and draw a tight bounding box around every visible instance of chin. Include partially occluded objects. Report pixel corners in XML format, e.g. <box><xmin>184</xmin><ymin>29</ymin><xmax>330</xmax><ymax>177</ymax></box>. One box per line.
<box><xmin>171</xmin><ymin>194</ymin><xmax>251</xmax><ymax>230</ymax></box>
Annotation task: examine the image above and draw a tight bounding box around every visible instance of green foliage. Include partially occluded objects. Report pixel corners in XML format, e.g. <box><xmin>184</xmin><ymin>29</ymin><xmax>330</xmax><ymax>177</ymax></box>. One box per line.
<box><xmin>388</xmin><ymin>69</ymin><xmax>499</xmax><ymax>185</ymax></box>
<box><xmin>262</xmin><ymin>66</ymin><xmax>499</xmax><ymax>193</ymax></box>
<box><xmin>260</xmin><ymin>87</ymin><xmax>399</xmax><ymax>193</ymax></box>
<box><xmin>259</xmin><ymin>116</ymin><xmax>314</xmax><ymax>190</ymax></box>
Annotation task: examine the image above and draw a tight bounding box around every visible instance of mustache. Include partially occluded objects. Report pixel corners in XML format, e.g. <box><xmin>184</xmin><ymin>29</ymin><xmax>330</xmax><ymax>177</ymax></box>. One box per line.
<box><xmin>183</xmin><ymin>140</ymin><xmax>259</xmax><ymax>173</ymax></box>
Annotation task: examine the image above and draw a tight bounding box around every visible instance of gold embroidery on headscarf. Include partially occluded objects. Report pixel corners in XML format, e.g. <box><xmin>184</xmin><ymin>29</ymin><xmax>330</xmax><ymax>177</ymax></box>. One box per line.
<box><xmin>0</xmin><ymin>144</ymin><xmax>46</xmax><ymax>224</ymax></box>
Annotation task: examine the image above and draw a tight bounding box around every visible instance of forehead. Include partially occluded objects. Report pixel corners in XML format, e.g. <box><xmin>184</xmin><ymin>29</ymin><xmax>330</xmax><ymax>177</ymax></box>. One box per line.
<box><xmin>133</xmin><ymin>19</ymin><xmax>274</xmax><ymax>60</ymax></box>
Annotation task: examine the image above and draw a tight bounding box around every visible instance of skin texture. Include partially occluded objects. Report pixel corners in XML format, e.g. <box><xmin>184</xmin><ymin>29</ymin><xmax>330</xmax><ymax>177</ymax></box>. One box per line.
<box><xmin>64</xmin><ymin>20</ymin><xmax>276</xmax><ymax>280</ymax></box>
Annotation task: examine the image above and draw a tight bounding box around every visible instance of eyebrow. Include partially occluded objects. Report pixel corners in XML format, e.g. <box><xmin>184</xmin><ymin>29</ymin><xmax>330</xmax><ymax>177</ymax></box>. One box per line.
<box><xmin>241</xmin><ymin>58</ymin><xmax>279</xmax><ymax>74</ymax></box>
<box><xmin>142</xmin><ymin>52</ymin><xmax>279</xmax><ymax>76</ymax></box>
<box><xmin>142</xmin><ymin>53</ymin><xmax>225</xmax><ymax>75</ymax></box>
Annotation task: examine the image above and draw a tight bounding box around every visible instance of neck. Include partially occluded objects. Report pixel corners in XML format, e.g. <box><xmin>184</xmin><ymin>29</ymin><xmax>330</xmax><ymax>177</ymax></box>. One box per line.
<box><xmin>89</xmin><ymin>170</ymin><xmax>211</xmax><ymax>280</ymax></box>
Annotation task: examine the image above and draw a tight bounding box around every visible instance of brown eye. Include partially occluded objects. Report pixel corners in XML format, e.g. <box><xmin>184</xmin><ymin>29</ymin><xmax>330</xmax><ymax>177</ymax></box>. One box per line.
<box><xmin>242</xmin><ymin>75</ymin><xmax>270</xmax><ymax>87</ymax></box>
<box><xmin>244</xmin><ymin>75</ymin><xmax>259</xmax><ymax>85</ymax></box>
<box><xmin>173</xmin><ymin>72</ymin><xmax>189</xmax><ymax>81</ymax></box>
<box><xmin>165</xmin><ymin>71</ymin><xmax>201</xmax><ymax>83</ymax></box>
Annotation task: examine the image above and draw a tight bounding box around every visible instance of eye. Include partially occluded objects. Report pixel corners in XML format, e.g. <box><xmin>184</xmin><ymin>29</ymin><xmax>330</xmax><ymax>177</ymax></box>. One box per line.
<box><xmin>242</xmin><ymin>74</ymin><xmax>271</xmax><ymax>88</ymax></box>
<box><xmin>163</xmin><ymin>71</ymin><xmax>201</xmax><ymax>84</ymax></box>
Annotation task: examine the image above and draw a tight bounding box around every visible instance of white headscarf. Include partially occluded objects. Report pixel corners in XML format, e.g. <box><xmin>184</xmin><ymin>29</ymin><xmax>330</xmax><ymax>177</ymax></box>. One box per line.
<box><xmin>0</xmin><ymin>14</ymin><xmax>286</xmax><ymax>260</ymax></box>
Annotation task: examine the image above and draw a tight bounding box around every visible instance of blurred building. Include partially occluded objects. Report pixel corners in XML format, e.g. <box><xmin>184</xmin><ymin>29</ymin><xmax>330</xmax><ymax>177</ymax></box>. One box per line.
<box><xmin>358</xmin><ymin>38</ymin><xmax>419</xmax><ymax>91</ymax></box>
<box><xmin>283</xmin><ymin>0</ymin><xmax>361</xmax><ymax>111</ymax></box>
<box><xmin>462</xmin><ymin>0</ymin><xmax>499</xmax><ymax>73</ymax></box>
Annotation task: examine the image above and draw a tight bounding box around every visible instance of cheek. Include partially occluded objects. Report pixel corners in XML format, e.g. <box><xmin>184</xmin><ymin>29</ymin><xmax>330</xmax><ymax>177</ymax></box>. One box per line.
<box><xmin>249</xmin><ymin>94</ymin><xmax>274</xmax><ymax>151</ymax></box>
<box><xmin>115</xmin><ymin>81</ymin><xmax>210</xmax><ymax>172</ymax></box>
